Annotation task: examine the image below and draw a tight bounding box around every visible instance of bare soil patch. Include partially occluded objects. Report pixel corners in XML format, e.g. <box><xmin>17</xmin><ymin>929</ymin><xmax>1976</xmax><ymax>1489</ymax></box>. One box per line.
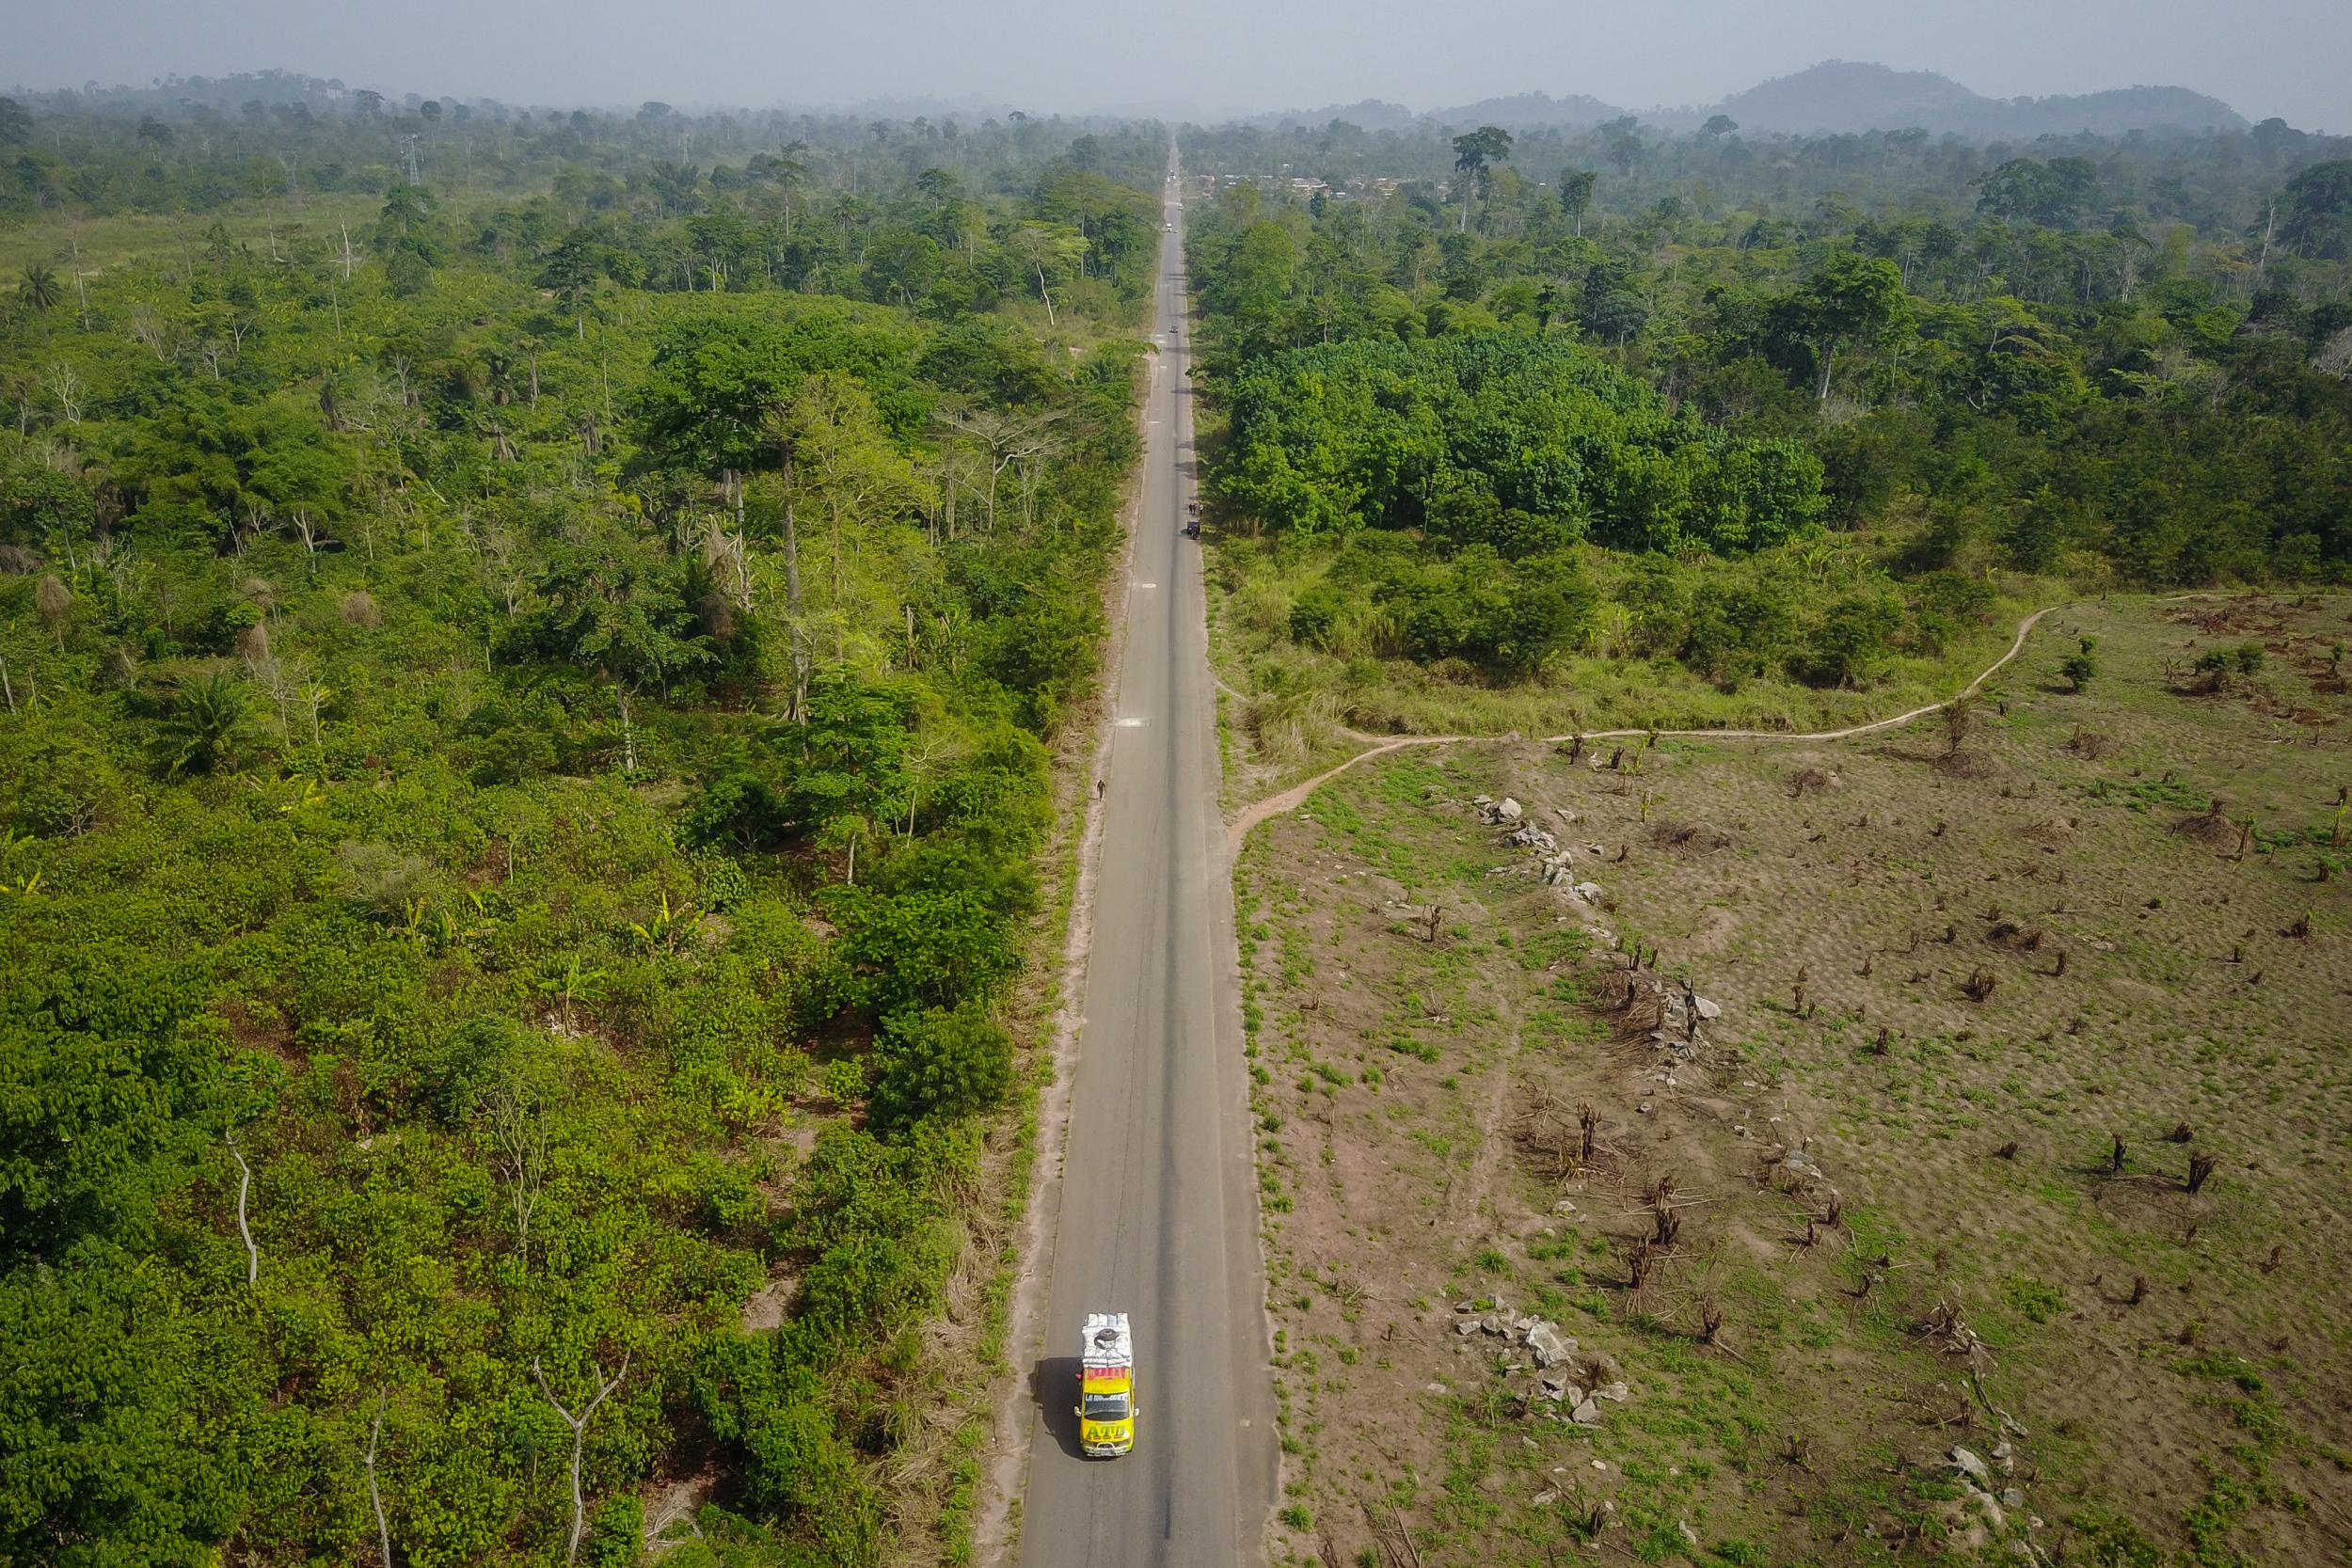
<box><xmin>1238</xmin><ymin>594</ymin><xmax>2352</xmax><ymax>1568</ymax></box>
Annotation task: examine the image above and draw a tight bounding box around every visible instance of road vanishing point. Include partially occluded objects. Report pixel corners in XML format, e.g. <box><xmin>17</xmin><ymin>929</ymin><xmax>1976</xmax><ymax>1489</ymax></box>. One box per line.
<box><xmin>1016</xmin><ymin>150</ymin><xmax>1279</xmax><ymax>1567</ymax></box>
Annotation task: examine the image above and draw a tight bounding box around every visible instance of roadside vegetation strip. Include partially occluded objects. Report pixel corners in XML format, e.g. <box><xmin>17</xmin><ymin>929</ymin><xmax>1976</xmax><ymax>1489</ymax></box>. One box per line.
<box><xmin>1227</xmin><ymin>604</ymin><xmax>2058</xmax><ymax>851</ymax></box>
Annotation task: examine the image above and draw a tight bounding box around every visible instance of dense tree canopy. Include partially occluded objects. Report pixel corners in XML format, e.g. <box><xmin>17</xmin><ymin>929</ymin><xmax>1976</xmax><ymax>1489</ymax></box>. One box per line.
<box><xmin>1184</xmin><ymin>112</ymin><xmax>2351</xmax><ymax>702</ymax></box>
<box><xmin>0</xmin><ymin>86</ymin><xmax>1156</xmax><ymax>1568</ymax></box>
<box><xmin>1220</xmin><ymin>333</ymin><xmax>1826</xmax><ymax>554</ymax></box>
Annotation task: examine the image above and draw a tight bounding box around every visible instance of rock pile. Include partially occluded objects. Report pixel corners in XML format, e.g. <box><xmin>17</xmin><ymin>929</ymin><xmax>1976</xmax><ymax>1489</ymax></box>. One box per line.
<box><xmin>1940</xmin><ymin>1443</ymin><xmax>2046</xmax><ymax>1559</ymax></box>
<box><xmin>1452</xmin><ymin>1298</ymin><xmax>1635</xmax><ymax>1427</ymax></box>
<box><xmin>1460</xmin><ymin>789</ymin><xmax>1731</xmax><ymax>1091</ymax></box>
<box><xmin>1473</xmin><ymin>796</ymin><xmax>1599</xmax><ymax>909</ymax></box>
<box><xmin>1472</xmin><ymin>795</ymin><xmax>1525</xmax><ymax>825</ymax></box>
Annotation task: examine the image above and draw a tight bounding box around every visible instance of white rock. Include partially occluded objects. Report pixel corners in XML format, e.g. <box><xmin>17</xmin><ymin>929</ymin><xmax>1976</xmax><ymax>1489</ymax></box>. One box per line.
<box><xmin>1532</xmin><ymin>1489</ymin><xmax>1560</xmax><ymax>1507</ymax></box>
<box><xmin>1571</xmin><ymin>1398</ymin><xmax>1601</xmax><ymax>1425</ymax></box>
<box><xmin>1693</xmin><ymin>996</ymin><xmax>1724</xmax><ymax>1021</ymax></box>
<box><xmin>2002</xmin><ymin>1488</ymin><xmax>2026</xmax><ymax>1511</ymax></box>
<box><xmin>1595</xmin><ymin>1381</ymin><xmax>1630</xmax><ymax>1402</ymax></box>
<box><xmin>1497</xmin><ymin>797</ymin><xmax>1523</xmax><ymax>821</ymax></box>
<box><xmin>1526</xmin><ymin>1321</ymin><xmax>1577</xmax><ymax>1368</ymax></box>
<box><xmin>1949</xmin><ymin>1447</ymin><xmax>1992</xmax><ymax>1485</ymax></box>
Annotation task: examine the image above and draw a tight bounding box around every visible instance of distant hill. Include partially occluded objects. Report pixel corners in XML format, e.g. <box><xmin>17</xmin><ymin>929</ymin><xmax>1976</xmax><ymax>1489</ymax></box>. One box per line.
<box><xmin>1250</xmin><ymin>62</ymin><xmax>2243</xmax><ymax>140</ymax></box>
<box><xmin>1232</xmin><ymin>99</ymin><xmax>1423</xmax><ymax>133</ymax></box>
<box><xmin>1999</xmin><ymin>85</ymin><xmax>2249</xmax><ymax>137</ymax></box>
<box><xmin>1672</xmin><ymin>60</ymin><xmax>2245</xmax><ymax>136</ymax></box>
<box><xmin>16</xmin><ymin>70</ymin><xmax>360</xmax><ymax>112</ymax></box>
<box><xmin>1424</xmin><ymin>90</ymin><xmax>1626</xmax><ymax>130</ymax></box>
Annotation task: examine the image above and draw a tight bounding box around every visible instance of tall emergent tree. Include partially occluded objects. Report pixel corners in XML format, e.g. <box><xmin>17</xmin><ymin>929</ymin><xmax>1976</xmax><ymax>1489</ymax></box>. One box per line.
<box><xmin>1452</xmin><ymin>125</ymin><xmax>1514</xmax><ymax>234</ymax></box>
<box><xmin>1787</xmin><ymin>251</ymin><xmax>1914</xmax><ymax>401</ymax></box>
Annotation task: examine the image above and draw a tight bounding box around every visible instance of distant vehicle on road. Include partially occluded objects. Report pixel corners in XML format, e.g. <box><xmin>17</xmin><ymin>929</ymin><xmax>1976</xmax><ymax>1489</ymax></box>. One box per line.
<box><xmin>1076</xmin><ymin>1312</ymin><xmax>1136</xmax><ymax>1457</ymax></box>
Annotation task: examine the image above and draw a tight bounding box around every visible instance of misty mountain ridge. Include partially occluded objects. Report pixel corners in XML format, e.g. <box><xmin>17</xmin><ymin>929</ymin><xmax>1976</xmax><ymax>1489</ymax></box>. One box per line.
<box><xmin>1419</xmin><ymin>90</ymin><xmax>1626</xmax><ymax>130</ymax></box>
<box><xmin>15</xmin><ymin>60</ymin><xmax>2258</xmax><ymax>138</ymax></box>
<box><xmin>1254</xmin><ymin>60</ymin><xmax>2252</xmax><ymax>138</ymax></box>
<box><xmin>1659</xmin><ymin>60</ymin><xmax>2246</xmax><ymax>136</ymax></box>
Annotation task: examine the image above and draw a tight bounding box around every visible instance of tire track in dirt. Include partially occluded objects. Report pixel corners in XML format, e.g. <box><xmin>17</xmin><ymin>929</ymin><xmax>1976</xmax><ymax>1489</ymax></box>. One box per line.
<box><xmin>1227</xmin><ymin>605</ymin><xmax>2060</xmax><ymax>853</ymax></box>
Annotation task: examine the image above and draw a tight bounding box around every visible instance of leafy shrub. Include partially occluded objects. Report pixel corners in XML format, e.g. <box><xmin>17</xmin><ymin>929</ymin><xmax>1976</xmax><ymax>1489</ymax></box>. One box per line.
<box><xmin>335</xmin><ymin>840</ymin><xmax>431</xmax><ymax>918</ymax></box>
<box><xmin>867</xmin><ymin>1002</ymin><xmax>1015</xmax><ymax>1131</ymax></box>
<box><xmin>2002</xmin><ymin>1275</ymin><xmax>2068</xmax><ymax>1323</ymax></box>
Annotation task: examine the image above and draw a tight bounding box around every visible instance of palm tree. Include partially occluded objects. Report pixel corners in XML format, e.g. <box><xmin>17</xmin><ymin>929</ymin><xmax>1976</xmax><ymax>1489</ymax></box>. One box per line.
<box><xmin>158</xmin><ymin>669</ymin><xmax>249</xmax><ymax>776</ymax></box>
<box><xmin>19</xmin><ymin>265</ymin><xmax>60</xmax><ymax>313</ymax></box>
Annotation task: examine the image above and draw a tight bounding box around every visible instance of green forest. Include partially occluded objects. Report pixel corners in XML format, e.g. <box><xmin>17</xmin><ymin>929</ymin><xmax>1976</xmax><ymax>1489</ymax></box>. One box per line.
<box><xmin>0</xmin><ymin>81</ymin><xmax>1162</xmax><ymax>1567</ymax></box>
<box><xmin>8</xmin><ymin>61</ymin><xmax>2352</xmax><ymax>1568</ymax></box>
<box><xmin>1184</xmin><ymin>116</ymin><xmax>2352</xmax><ymax>727</ymax></box>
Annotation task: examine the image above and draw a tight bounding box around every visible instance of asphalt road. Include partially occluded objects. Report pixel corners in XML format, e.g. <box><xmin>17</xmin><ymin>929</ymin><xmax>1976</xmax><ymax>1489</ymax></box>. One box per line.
<box><xmin>1017</xmin><ymin>152</ymin><xmax>1277</xmax><ymax>1567</ymax></box>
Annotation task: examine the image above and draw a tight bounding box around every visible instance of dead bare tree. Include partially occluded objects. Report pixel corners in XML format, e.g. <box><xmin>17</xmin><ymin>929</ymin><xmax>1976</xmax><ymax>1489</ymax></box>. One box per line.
<box><xmin>228</xmin><ymin>1135</ymin><xmax>260</xmax><ymax>1287</ymax></box>
<box><xmin>1940</xmin><ymin>695</ymin><xmax>1978</xmax><ymax>756</ymax></box>
<box><xmin>364</xmin><ymin>1392</ymin><xmax>393</xmax><ymax>1568</ymax></box>
<box><xmin>33</xmin><ymin>575</ymin><xmax>71</xmax><ymax>650</ymax></box>
<box><xmin>485</xmin><ymin>1078</ymin><xmax>551</xmax><ymax>1259</ymax></box>
<box><xmin>1626</xmin><ymin>1241</ymin><xmax>1657</xmax><ymax>1292</ymax></box>
<box><xmin>532</xmin><ymin>1352</ymin><xmax>631</xmax><ymax>1566</ymax></box>
<box><xmin>2185</xmin><ymin>1152</ymin><xmax>2218</xmax><ymax>1195</ymax></box>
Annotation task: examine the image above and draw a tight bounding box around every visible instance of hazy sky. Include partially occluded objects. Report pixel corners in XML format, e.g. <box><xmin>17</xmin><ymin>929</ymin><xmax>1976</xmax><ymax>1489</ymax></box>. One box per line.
<box><xmin>10</xmin><ymin>0</ymin><xmax>2347</xmax><ymax>130</ymax></box>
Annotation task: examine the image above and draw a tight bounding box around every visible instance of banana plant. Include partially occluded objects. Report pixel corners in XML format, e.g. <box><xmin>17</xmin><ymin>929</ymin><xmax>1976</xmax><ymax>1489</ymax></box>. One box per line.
<box><xmin>535</xmin><ymin>953</ymin><xmax>612</xmax><ymax>1031</ymax></box>
<box><xmin>627</xmin><ymin>891</ymin><xmax>700</xmax><ymax>953</ymax></box>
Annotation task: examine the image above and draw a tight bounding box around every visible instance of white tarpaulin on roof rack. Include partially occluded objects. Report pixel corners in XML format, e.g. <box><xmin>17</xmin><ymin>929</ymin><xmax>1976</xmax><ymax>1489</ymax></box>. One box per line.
<box><xmin>1081</xmin><ymin>1311</ymin><xmax>1132</xmax><ymax>1369</ymax></box>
